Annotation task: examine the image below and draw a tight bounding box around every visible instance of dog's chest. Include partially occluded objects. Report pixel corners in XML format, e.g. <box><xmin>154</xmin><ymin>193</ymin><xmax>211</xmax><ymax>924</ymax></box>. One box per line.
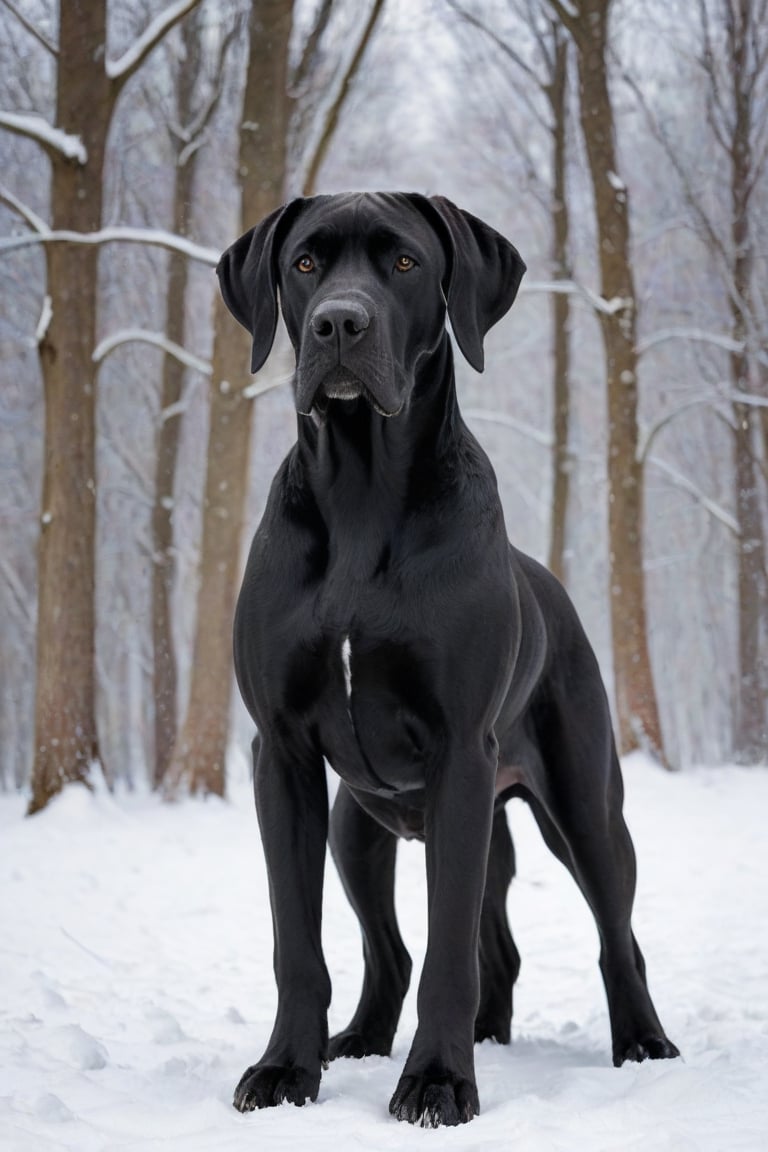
<box><xmin>308</xmin><ymin>616</ymin><xmax>438</xmax><ymax>796</ymax></box>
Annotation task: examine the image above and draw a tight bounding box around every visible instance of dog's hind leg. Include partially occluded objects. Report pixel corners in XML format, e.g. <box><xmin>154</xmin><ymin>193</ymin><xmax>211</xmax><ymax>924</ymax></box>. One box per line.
<box><xmin>328</xmin><ymin>783</ymin><xmax>412</xmax><ymax>1059</ymax></box>
<box><xmin>475</xmin><ymin>807</ymin><xmax>520</xmax><ymax>1044</ymax></box>
<box><xmin>527</xmin><ymin>695</ymin><xmax>679</xmax><ymax>1067</ymax></box>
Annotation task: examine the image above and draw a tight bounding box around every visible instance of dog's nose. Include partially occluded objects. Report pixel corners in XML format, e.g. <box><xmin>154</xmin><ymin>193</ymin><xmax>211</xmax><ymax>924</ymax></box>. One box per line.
<box><xmin>310</xmin><ymin>299</ymin><xmax>371</xmax><ymax>345</ymax></box>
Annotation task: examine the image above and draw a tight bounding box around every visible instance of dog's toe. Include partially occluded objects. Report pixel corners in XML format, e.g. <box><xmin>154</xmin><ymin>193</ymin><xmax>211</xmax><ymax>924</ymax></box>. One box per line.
<box><xmin>233</xmin><ymin>1063</ymin><xmax>320</xmax><ymax>1111</ymax></box>
<box><xmin>615</xmin><ymin>1035</ymin><xmax>680</xmax><ymax>1066</ymax></box>
<box><xmin>389</xmin><ymin>1072</ymin><xmax>479</xmax><ymax>1127</ymax></box>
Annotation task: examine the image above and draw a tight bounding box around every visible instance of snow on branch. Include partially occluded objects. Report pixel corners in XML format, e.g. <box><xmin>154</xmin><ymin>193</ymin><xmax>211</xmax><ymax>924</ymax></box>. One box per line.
<box><xmin>106</xmin><ymin>0</ymin><xmax>201</xmax><ymax>86</ymax></box>
<box><xmin>35</xmin><ymin>295</ymin><xmax>52</xmax><ymax>345</ymax></box>
<box><xmin>243</xmin><ymin>374</ymin><xmax>293</xmax><ymax>400</ymax></box>
<box><xmin>522</xmin><ymin>278</ymin><xmax>631</xmax><ymax>317</ymax></box>
<box><xmin>0</xmin><ymin>111</ymin><xmax>86</xmax><ymax>163</ymax></box>
<box><xmin>93</xmin><ymin>334</ymin><xmax>291</xmax><ymax>401</ymax></box>
<box><xmin>0</xmin><ymin>225</ymin><xmax>219</xmax><ymax>266</ymax></box>
<box><xmin>0</xmin><ymin>181</ymin><xmax>49</xmax><ymax>234</ymax></box>
<box><xmin>93</xmin><ymin>329</ymin><xmax>211</xmax><ymax>376</ymax></box>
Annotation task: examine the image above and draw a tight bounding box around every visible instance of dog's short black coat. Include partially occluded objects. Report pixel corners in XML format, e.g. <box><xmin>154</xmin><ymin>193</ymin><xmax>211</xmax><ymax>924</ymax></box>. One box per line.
<box><xmin>217</xmin><ymin>192</ymin><xmax>678</xmax><ymax>1128</ymax></box>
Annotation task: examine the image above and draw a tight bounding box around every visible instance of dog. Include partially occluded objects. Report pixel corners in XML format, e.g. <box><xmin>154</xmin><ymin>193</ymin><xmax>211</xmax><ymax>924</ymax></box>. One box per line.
<box><xmin>217</xmin><ymin>192</ymin><xmax>679</xmax><ymax>1128</ymax></box>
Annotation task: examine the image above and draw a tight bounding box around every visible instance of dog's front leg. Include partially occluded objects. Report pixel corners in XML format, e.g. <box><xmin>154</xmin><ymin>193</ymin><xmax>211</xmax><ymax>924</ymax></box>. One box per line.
<box><xmin>234</xmin><ymin>734</ymin><xmax>331</xmax><ymax>1112</ymax></box>
<box><xmin>390</xmin><ymin>740</ymin><xmax>496</xmax><ymax>1127</ymax></box>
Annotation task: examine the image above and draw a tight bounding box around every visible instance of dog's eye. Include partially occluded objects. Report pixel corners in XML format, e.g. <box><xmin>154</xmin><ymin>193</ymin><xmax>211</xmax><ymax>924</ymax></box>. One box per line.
<box><xmin>296</xmin><ymin>255</ymin><xmax>315</xmax><ymax>274</ymax></box>
<box><xmin>395</xmin><ymin>255</ymin><xmax>415</xmax><ymax>272</ymax></box>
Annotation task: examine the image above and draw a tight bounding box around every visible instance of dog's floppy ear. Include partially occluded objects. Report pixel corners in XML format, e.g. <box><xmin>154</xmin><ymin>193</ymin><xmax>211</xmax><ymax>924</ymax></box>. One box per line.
<box><xmin>217</xmin><ymin>200</ymin><xmax>303</xmax><ymax>374</ymax></box>
<box><xmin>406</xmin><ymin>194</ymin><xmax>526</xmax><ymax>372</ymax></box>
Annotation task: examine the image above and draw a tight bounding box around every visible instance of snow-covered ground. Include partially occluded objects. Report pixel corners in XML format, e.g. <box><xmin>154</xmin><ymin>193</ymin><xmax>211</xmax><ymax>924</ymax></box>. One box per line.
<box><xmin>2</xmin><ymin>754</ymin><xmax>767</xmax><ymax>1151</ymax></box>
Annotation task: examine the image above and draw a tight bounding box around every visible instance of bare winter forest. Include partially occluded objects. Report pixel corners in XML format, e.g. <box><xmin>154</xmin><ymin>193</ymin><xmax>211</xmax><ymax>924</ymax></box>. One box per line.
<box><xmin>0</xmin><ymin>0</ymin><xmax>766</xmax><ymax>808</ymax></box>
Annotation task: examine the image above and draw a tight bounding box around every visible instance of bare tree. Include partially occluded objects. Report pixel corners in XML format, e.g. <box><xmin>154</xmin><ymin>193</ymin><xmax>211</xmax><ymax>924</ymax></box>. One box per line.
<box><xmin>0</xmin><ymin>0</ymin><xmax>202</xmax><ymax>813</ymax></box>
<box><xmin>548</xmin><ymin>0</ymin><xmax>669</xmax><ymax>765</ymax></box>
<box><xmin>151</xmin><ymin>5</ymin><xmax>239</xmax><ymax>789</ymax></box>
<box><xmin>447</xmin><ymin>0</ymin><xmax>574</xmax><ymax>583</ymax></box>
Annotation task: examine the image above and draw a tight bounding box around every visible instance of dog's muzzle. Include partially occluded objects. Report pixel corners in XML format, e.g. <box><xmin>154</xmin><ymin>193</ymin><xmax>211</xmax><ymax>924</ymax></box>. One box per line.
<box><xmin>295</xmin><ymin>295</ymin><xmax>402</xmax><ymax>417</ymax></box>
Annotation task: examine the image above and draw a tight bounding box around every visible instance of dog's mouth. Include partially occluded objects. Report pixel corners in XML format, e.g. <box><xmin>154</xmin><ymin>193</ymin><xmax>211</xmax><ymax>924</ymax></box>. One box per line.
<box><xmin>320</xmin><ymin>367</ymin><xmax>364</xmax><ymax>403</ymax></box>
<box><xmin>298</xmin><ymin>367</ymin><xmax>403</xmax><ymax>419</ymax></box>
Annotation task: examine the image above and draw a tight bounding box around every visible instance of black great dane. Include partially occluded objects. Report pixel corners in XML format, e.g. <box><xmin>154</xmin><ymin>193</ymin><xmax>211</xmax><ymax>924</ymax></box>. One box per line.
<box><xmin>217</xmin><ymin>192</ymin><xmax>679</xmax><ymax>1128</ymax></box>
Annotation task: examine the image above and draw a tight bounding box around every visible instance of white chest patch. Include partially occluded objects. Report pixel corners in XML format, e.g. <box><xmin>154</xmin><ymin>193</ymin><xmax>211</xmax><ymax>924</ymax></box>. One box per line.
<box><xmin>341</xmin><ymin>635</ymin><xmax>352</xmax><ymax>700</ymax></box>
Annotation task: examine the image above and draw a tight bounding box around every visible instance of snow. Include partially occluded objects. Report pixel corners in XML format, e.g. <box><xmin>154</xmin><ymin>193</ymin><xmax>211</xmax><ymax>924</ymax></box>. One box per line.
<box><xmin>34</xmin><ymin>296</ymin><xmax>52</xmax><ymax>346</ymax></box>
<box><xmin>1</xmin><ymin>755</ymin><xmax>767</xmax><ymax>1151</ymax></box>
<box><xmin>0</xmin><ymin>113</ymin><xmax>87</xmax><ymax>164</ymax></box>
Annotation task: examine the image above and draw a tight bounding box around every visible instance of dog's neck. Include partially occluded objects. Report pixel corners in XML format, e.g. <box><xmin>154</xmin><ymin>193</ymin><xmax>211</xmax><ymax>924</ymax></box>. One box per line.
<box><xmin>297</xmin><ymin>335</ymin><xmax>461</xmax><ymax>502</ymax></box>
<box><xmin>294</xmin><ymin>335</ymin><xmax>467</xmax><ymax>577</ymax></box>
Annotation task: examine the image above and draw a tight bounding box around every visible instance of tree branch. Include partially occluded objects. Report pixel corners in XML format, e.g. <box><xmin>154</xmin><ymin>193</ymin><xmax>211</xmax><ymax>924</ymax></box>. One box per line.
<box><xmin>173</xmin><ymin>14</ymin><xmax>242</xmax><ymax>164</ymax></box>
<box><xmin>522</xmin><ymin>276</ymin><xmax>631</xmax><ymax>316</ymax></box>
<box><xmin>449</xmin><ymin>1</ymin><xmax>552</xmax><ymax>135</ymax></box>
<box><xmin>544</xmin><ymin>0</ymin><xmax>580</xmax><ymax>38</ymax></box>
<box><xmin>0</xmin><ymin>111</ymin><xmax>86</xmax><ymax>163</ymax></box>
<box><xmin>636</xmin><ymin>324</ymin><xmax>761</xmax><ymax>360</ymax></box>
<box><xmin>447</xmin><ymin>0</ymin><xmax>542</xmax><ymax>86</ymax></box>
<box><xmin>301</xmin><ymin>0</ymin><xmax>387</xmax><ymax>194</ymax></box>
<box><xmin>0</xmin><ymin>225</ymin><xmax>219</xmax><ymax>265</ymax></box>
<box><xmin>0</xmin><ymin>0</ymin><xmax>57</xmax><ymax>56</ymax></box>
<box><xmin>93</xmin><ymin>328</ymin><xmax>212</xmax><ymax>375</ymax></box>
<box><xmin>292</xmin><ymin>0</ymin><xmax>334</xmax><ymax>96</ymax></box>
<box><xmin>0</xmin><ymin>181</ymin><xmax>49</xmax><ymax>233</ymax></box>
<box><xmin>646</xmin><ymin>454</ymin><xmax>739</xmax><ymax>535</ymax></box>
<box><xmin>107</xmin><ymin>0</ymin><xmax>202</xmax><ymax>91</ymax></box>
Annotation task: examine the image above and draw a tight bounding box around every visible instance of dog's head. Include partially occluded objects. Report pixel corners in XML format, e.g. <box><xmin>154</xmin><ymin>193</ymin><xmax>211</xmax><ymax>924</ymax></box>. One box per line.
<box><xmin>217</xmin><ymin>192</ymin><xmax>525</xmax><ymax>418</ymax></box>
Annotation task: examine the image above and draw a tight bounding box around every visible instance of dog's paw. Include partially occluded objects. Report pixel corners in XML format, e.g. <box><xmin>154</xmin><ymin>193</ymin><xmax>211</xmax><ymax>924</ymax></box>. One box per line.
<box><xmin>328</xmin><ymin>1028</ymin><xmax>393</xmax><ymax>1060</ymax></box>
<box><xmin>233</xmin><ymin>1062</ymin><xmax>320</xmax><ymax>1111</ymax></box>
<box><xmin>389</xmin><ymin>1072</ymin><xmax>479</xmax><ymax>1127</ymax></box>
<box><xmin>614</xmin><ymin>1035</ymin><xmax>680</xmax><ymax>1066</ymax></box>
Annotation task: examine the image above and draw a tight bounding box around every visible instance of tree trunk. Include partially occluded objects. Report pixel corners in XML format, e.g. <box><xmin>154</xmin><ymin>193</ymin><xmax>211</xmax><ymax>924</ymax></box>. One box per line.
<box><xmin>29</xmin><ymin>4</ymin><xmax>113</xmax><ymax>814</ymax></box>
<box><xmin>151</xmin><ymin>19</ymin><xmax>200</xmax><ymax>790</ymax></box>
<box><xmin>169</xmin><ymin>0</ymin><xmax>294</xmax><ymax>797</ymax></box>
<box><xmin>732</xmin><ymin>402</ymin><xmax>766</xmax><ymax>760</ymax></box>
<box><xmin>727</xmin><ymin>4</ymin><xmax>767</xmax><ymax>760</ymax></box>
<box><xmin>556</xmin><ymin>0</ymin><xmax>668</xmax><ymax>765</ymax></box>
<box><xmin>26</xmin><ymin>0</ymin><xmax>202</xmax><ymax>810</ymax></box>
<box><xmin>171</xmin><ymin>312</ymin><xmax>253</xmax><ymax>796</ymax></box>
<box><xmin>546</xmin><ymin>28</ymin><xmax>572</xmax><ymax>585</ymax></box>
